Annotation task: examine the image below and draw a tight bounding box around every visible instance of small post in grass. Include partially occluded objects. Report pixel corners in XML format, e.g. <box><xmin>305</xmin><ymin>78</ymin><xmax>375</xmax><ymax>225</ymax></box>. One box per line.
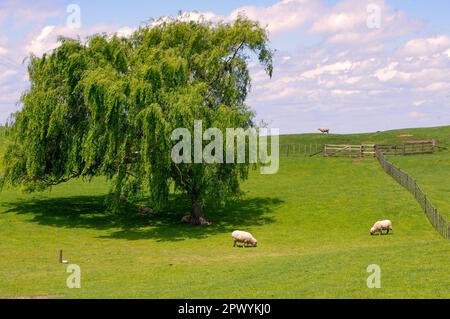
<box><xmin>59</xmin><ymin>249</ymin><xmax>63</xmax><ymax>264</ymax></box>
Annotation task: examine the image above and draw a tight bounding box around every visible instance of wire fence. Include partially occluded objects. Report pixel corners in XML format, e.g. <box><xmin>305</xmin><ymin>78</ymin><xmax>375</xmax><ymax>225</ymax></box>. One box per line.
<box><xmin>280</xmin><ymin>144</ymin><xmax>324</xmax><ymax>157</ymax></box>
<box><xmin>436</xmin><ymin>137</ymin><xmax>450</xmax><ymax>149</ymax></box>
<box><xmin>375</xmin><ymin>149</ymin><xmax>449</xmax><ymax>239</ymax></box>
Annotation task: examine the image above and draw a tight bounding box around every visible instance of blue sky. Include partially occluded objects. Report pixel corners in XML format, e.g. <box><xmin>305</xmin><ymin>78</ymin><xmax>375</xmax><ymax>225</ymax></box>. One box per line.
<box><xmin>67</xmin><ymin>0</ymin><xmax>450</xmax><ymax>33</ymax></box>
<box><xmin>70</xmin><ymin>0</ymin><xmax>278</xmax><ymax>25</ymax></box>
<box><xmin>1</xmin><ymin>0</ymin><xmax>450</xmax><ymax>133</ymax></box>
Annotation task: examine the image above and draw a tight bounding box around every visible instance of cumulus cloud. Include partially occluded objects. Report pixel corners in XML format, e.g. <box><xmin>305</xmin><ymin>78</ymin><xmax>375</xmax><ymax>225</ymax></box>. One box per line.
<box><xmin>1</xmin><ymin>0</ymin><xmax>450</xmax><ymax>132</ymax></box>
<box><xmin>229</xmin><ymin>0</ymin><xmax>325</xmax><ymax>35</ymax></box>
<box><xmin>24</xmin><ymin>23</ymin><xmax>129</xmax><ymax>57</ymax></box>
<box><xmin>0</xmin><ymin>0</ymin><xmax>136</xmax><ymax>123</ymax></box>
<box><xmin>424</xmin><ymin>82</ymin><xmax>450</xmax><ymax>91</ymax></box>
<box><xmin>26</xmin><ymin>25</ymin><xmax>57</xmax><ymax>56</ymax></box>
<box><xmin>0</xmin><ymin>0</ymin><xmax>63</xmax><ymax>26</ymax></box>
<box><xmin>302</xmin><ymin>60</ymin><xmax>353</xmax><ymax>79</ymax></box>
<box><xmin>409</xmin><ymin>111</ymin><xmax>426</xmax><ymax>119</ymax></box>
<box><xmin>399</xmin><ymin>36</ymin><xmax>450</xmax><ymax>57</ymax></box>
<box><xmin>308</xmin><ymin>0</ymin><xmax>421</xmax><ymax>48</ymax></box>
<box><xmin>238</xmin><ymin>0</ymin><xmax>450</xmax><ymax>133</ymax></box>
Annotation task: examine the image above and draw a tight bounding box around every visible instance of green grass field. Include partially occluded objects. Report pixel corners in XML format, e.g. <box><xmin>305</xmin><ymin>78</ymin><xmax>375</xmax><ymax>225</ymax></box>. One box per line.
<box><xmin>390</xmin><ymin>152</ymin><xmax>450</xmax><ymax>220</ymax></box>
<box><xmin>0</xmin><ymin>126</ymin><xmax>449</xmax><ymax>298</ymax></box>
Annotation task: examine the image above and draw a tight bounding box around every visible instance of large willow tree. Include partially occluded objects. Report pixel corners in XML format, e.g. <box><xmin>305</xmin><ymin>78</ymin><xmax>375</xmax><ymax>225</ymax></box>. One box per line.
<box><xmin>0</xmin><ymin>16</ymin><xmax>273</xmax><ymax>224</ymax></box>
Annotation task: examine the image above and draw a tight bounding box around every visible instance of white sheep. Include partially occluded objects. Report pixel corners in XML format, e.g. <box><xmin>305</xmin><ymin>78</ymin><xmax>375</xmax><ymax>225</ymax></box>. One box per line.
<box><xmin>318</xmin><ymin>128</ymin><xmax>330</xmax><ymax>134</ymax></box>
<box><xmin>370</xmin><ymin>220</ymin><xmax>393</xmax><ymax>236</ymax></box>
<box><xmin>232</xmin><ymin>230</ymin><xmax>258</xmax><ymax>247</ymax></box>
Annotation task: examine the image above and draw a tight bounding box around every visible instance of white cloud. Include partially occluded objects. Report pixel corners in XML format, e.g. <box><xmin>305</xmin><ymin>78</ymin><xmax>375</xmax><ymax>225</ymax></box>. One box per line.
<box><xmin>0</xmin><ymin>0</ymin><xmax>63</xmax><ymax>28</ymax></box>
<box><xmin>0</xmin><ymin>1</ymin><xmax>138</xmax><ymax>123</ymax></box>
<box><xmin>25</xmin><ymin>23</ymin><xmax>132</xmax><ymax>57</ymax></box>
<box><xmin>229</xmin><ymin>0</ymin><xmax>324</xmax><ymax>35</ymax></box>
<box><xmin>26</xmin><ymin>25</ymin><xmax>57</xmax><ymax>56</ymax></box>
<box><xmin>344</xmin><ymin>76</ymin><xmax>361</xmax><ymax>84</ymax></box>
<box><xmin>311</xmin><ymin>12</ymin><xmax>361</xmax><ymax>34</ymax></box>
<box><xmin>308</xmin><ymin>0</ymin><xmax>421</xmax><ymax>48</ymax></box>
<box><xmin>2</xmin><ymin>0</ymin><xmax>450</xmax><ymax>132</ymax></box>
<box><xmin>413</xmin><ymin>100</ymin><xmax>426</xmax><ymax>107</ymax></box>
<box><xmin>374</xmin><ymin>62</ymin><xmax>399</xmax><ymax>82</ymax></box>
<box><xmin>424</xmin><ymin>82</ymin><xmax>450</xmax><ymax>91</ymax></box>
<box><xmin>331</xmin><ymin>89</ymin><xmax>360</xmax><ymax>96</ymax></box>
<box><xmin>400</xmin><ymin>36</ymin><xmax>450</xmax><ymax>57</ymax></box>
<box><xmin>178</xmin><ymin>11</ymin><xmax>221</xmax><ymax>23</ymax></box>
<box><xmin>409</xmin><ymin>111</ymin><xmax>426</xmax><ymax>119</ymax></box>
<box><xmin>116</xmin><ymin>26</ymin><xmax>135</xmax><ymax>38</ymax></box>
<box><xmin>445</xmin><ymin>48</ymin><xmax>450</xmax><ymax>58</ymax></box>
<box><xmin>302</xmin><ymin>60</ymin><xmax>353</xmax><ymax>79</ymax></box>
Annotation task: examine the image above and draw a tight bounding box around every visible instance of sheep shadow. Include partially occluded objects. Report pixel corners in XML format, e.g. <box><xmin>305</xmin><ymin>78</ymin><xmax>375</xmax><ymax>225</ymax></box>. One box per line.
<box><xmin>2</xmin><ymin>194</ymin><xmax>283</xmax><ymax>242</ymax></box>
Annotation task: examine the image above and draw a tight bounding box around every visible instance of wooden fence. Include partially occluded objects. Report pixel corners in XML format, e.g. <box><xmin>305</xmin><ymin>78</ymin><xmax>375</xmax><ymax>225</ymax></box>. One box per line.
<box><xmin>323</xmin><ymin>140</ymin><xmax>437</xmax><ymax>158</ymax></box>
<box><xmin>323</xmin><ymin>144</ymin><xmax>376</xmax><ymax>158</ymax></box>
<box><xmin>281</xmin><ymin>139</ymin><xmax>444</xmax><ymax>158</ymax></box>
<box><xmin>375</xmin><ymin>149</ymin><xmax>449</xmax><ymax>239</ymax></box>
<box><xmin>376</xmin><ymin>140</ymin><xmax>436</xmax><ymax>156</ymax></box>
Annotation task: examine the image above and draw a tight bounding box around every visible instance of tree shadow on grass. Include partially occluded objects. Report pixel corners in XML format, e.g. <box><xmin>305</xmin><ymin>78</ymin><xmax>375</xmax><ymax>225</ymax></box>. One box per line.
<box><xmin>2</xmin><ymin>194</ymin><xmax>283</xmax><ymax>242</ymax></box>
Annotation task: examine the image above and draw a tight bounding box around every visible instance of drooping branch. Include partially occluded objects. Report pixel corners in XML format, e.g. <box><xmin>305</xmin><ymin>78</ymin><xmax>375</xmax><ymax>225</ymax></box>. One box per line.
<box><xmin>41</xmin><ymin>171</ymin><xmax>82</xmax><ymax>186</ymax></box>
<box><xmin>208</xmin><ymin>39</ymin><xmax>247</xmax><ymax>87</ymax></box>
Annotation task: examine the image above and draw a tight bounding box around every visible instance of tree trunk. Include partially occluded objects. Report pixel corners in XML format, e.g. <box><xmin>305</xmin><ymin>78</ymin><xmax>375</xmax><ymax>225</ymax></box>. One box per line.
<box><xmin>190</xmin><ymin>201</ymin><xmax>204</xmax><ymax>225</ymax></box>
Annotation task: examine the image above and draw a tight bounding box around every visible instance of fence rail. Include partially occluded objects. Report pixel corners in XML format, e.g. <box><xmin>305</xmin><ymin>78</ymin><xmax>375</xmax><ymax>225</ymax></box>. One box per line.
<box><xmin>324</xmin><ymin>144</ymin><xmax>376</xmax><ymax>158</ymax></box>
<box><xmin>282</xmin><ymin>139</ymin><xmax>447</xmax><ymax>158</ymax></box>
<box><xmin>375</xmin><ymin>149</ymin><xmax>449</xmax><ymax>239</ymax></box>
<box><xmin>376</xmin><ymin>140</ymin><xmax>436</xmax><ymax>156</ymax></box>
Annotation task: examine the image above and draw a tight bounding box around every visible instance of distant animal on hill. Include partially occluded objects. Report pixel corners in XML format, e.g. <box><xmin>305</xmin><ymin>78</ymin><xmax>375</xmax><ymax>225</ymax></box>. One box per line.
<box><xmin>232</xmin><ymin>230</ymin><xmax>258</xmax><ymax>247</ymax></box>
<box><xmin>318</xmin><ymin>128</ymin><xmax>330</xmax><ymax>134</ymax></box>
<box><xmin>370</xmin><ymin>220</ymin><xmax>393</xmax><ymax>235</ymax></box>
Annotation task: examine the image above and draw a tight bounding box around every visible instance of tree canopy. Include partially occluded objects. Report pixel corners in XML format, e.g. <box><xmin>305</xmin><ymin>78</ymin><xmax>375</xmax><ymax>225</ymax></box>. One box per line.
<box><xmin>0</xmin><ymin>16</ymin><xmax>273</xmax><ymax>223</ymax></box>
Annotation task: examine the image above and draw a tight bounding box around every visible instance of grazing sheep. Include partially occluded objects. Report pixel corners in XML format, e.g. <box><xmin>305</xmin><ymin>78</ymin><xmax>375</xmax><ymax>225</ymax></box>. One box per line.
<box><xmin>318</xmin><ymin>128</ymin><xmax>330</xmax><ymax>134</ymax></box>
<box><xmin>370</xmin><ymin>220</ymin><xmax>393</xmax><ymax>236</ymax></box>
<box><xmin>138</xmin><ymin>206</ymin><xmax>153</xmax><ymax>215</ymax></box>
<box><xmin>232</xmin><ymin>230</ymin><xmax>258</xmax><ymax>247</ymax></box>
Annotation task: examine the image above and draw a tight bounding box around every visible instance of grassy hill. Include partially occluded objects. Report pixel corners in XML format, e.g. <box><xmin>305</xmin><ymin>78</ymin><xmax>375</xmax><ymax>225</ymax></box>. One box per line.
<box><xmin>0</xmin><ymin>126</ymin><xmax>449</xmax><ymax>298</ymax></box>
<box><xmin>280</xmin><ymin>125</ymin><xmax>450</xmax><ymax>146</ymax></box>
